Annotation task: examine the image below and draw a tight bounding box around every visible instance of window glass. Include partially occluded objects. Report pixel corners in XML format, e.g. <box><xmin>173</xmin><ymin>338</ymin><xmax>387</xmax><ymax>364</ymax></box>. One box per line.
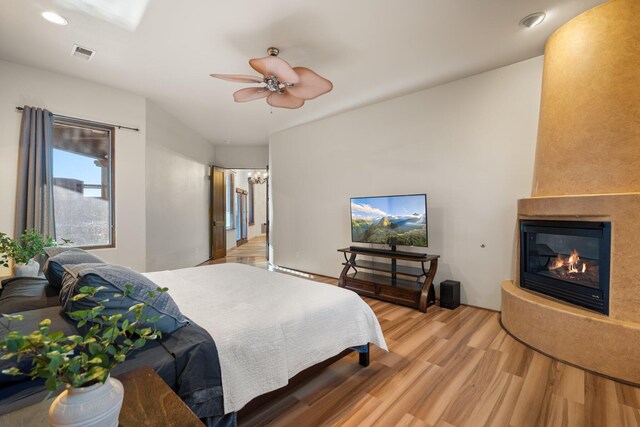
<box><xmin>52</xmin><ymin>120</ymin><xmax>114</xmax><ymax>247</ymax></box>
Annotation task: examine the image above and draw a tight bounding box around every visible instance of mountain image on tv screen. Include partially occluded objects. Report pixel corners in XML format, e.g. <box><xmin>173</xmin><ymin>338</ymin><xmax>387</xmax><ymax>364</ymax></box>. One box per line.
<box><xmin>351</xmin><ymin>194</ymin><xmax>428</xmax><ymax>247</ymax></box>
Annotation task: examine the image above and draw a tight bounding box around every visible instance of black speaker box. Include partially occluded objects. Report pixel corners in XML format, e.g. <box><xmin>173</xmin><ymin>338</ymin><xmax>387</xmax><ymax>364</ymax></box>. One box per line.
<box><xmin>440</xmin><ymin>280</ymin><xmax>460</xmax><ymax>309</ymax></box>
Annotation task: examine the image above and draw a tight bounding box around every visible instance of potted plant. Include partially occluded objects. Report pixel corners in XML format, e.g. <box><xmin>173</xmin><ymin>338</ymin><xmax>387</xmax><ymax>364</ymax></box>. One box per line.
<box><xmin>0</xmin><ymin>284</ymin><xmax>168</xmax><ymax>426</ymax></box>
<box><xmin>0</xmin><ymin>229</ymin><xmax>60</xmax><ymax>277</ymax></box>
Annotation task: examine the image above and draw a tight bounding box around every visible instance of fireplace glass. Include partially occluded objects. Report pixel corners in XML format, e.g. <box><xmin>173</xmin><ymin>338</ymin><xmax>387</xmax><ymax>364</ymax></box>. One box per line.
<box><xmin>520</xmin><ymin>220</ymin><xmax>611</xmax><ymax>314</ymax></box>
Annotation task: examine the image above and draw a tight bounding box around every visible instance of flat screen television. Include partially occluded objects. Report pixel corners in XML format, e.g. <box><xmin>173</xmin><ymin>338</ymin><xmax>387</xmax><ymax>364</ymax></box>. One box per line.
<box><xmin>350</xmin><ymin>194</ymin><xmax>428</xmax><ymax>247</ymax></box>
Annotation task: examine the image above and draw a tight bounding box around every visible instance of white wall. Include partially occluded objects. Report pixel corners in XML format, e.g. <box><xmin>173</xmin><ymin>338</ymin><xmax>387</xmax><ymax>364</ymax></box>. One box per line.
<box><xmin>145</xmin><ymin>100</ymin><xmax>215</xmax><ymax>271</ymax></box>
<box><xmin>214</xmin><ymin>145</ymin><xmax>268</xmax><ymax>169</ymax></box>
<box><xmin>269</xmin><ymin>56</ymin><xmax>543</xmax><ymax>310</ymax></box>
<box><xmin>0</xmin><ymin>60</ymin><xmax>147</xmax><ymax>273</ymax></box>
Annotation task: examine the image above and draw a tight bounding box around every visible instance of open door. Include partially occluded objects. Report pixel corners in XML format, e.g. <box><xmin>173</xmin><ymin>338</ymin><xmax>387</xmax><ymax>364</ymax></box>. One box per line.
<box><xmin>210</xmin><ymin>166</ymin><xmax>226</xmax><ymax>259</ymax></box>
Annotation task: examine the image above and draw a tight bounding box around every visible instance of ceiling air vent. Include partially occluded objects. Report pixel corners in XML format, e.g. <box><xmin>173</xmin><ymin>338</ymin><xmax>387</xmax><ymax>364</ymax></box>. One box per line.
<box><xmin>70</xmin><ymin>44</ymin><xmax>95</xmax><ymax>61</ymax></box>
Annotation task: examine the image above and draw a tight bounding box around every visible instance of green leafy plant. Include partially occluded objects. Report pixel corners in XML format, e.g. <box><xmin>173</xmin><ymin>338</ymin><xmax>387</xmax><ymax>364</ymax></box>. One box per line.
<box><xmin>0</xmin><ymin>228</ymin><xmax>63</xmax><ymax>267</ymax></box>
<box><xmin>0</xmin><ymin>285</ymin><xmax>168</xmax><ymax>392</ymax></box>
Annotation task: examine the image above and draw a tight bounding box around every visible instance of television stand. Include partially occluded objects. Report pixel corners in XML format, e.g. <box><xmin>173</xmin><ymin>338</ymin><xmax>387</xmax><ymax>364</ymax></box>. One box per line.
<box><xmin>348</xmin><ymin>245</ymin><xmax>427</xmax><ymax>259</ymax></box>
<box><xmin>337</xmin><ymin>247</ymin><xmax>440</xmax><ymax>312</ymax></box>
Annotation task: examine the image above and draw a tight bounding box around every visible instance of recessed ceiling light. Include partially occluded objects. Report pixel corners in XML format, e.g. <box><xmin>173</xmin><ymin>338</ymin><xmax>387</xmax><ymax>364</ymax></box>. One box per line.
<box><xmin>520</xmin><ymin>12</ymin><xmax>546</xmax><ymax>28</ymax></box>
<box><xmin>42</xmin><ymin>11</ymin><xmax>68</xmax><ymax>26</ymax></box>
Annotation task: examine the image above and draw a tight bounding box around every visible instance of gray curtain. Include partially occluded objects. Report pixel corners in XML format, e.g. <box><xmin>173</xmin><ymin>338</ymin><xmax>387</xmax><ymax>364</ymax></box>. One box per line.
<box><xmin>14</xmin><ymin>105</ymin><xmax>56</xmax><ymax>240</ymax></box>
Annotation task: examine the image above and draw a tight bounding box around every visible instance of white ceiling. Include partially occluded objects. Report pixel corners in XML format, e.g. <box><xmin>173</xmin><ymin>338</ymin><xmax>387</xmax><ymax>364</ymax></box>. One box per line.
<box><xmin>0</xmin><ymin>0</ymin><xmax>605</xmax><ymax>145</ymax></box>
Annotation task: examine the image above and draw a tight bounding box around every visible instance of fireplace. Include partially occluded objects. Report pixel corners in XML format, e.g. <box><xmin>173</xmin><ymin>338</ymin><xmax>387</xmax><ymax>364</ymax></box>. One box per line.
<box><xmin>520</xmin><ymin>220</ymin><xmax>611</xmax><ymax>314</ymax></box>
<box><xmin>501</xmin><ymin>0</ymin><xmax>640</xmax><ymax>385</ymax></box>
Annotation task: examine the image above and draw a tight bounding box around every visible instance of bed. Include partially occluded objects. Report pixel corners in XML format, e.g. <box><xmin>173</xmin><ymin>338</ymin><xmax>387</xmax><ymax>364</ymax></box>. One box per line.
<box><xmin>0</xmin><ymin>262</ymin><xmax>387</xmax><ymax>425</ymax></box>
<box><xmin>144</xmin><ymin>263</ymin><xmax>387</xmax><ymax>414</ymax></box>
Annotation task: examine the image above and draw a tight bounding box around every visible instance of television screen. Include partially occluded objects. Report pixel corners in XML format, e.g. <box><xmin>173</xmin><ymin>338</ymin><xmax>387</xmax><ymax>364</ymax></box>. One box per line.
<box><xmin>351</xmin><ymin>194</ymin><xmax>428</xmax><ymax>247</ymax></box>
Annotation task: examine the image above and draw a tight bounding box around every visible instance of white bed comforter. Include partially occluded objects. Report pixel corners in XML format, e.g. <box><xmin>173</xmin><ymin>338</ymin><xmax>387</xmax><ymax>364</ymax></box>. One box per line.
<box><xmin>143</xmin><ymin>263</ymin><xmax>387</xmax><ymax>413</ymax></box>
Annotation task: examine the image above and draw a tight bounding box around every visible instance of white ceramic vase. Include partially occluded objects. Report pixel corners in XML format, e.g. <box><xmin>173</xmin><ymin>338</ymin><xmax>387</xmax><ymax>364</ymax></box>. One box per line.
<box><xmin>13</xmin><ymin>259</ymin><xmax>40</xmax><ymax>277</ymax></box>
<box><xmin>49</xmin><ymin>376</ymin><xmax>124</xmax><ymax>427</ymax></box>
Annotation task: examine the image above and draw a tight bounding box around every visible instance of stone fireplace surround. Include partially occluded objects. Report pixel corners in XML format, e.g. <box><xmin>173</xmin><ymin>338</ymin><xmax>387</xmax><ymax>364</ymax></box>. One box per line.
<box><xmin>501</xmin><ymin>0</ymin><xmax>640</xmax><ymax>385</ymax></box>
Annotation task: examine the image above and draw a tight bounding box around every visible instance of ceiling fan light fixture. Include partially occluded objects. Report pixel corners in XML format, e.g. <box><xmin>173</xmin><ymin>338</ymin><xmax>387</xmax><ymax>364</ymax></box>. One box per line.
<box><xmin>210</xmin><ymin>47</ymin><xmax>332</xmax><ymax>109</ymax></box>
<box><xmin>519</xmin><ymin>12</ymin><xmax>546</xmax><ymax>28</ymax></box>
<box><xmin>264</xmin><ymin>76</ymin><xmax>283</xmax><ymax>93</ymax></box>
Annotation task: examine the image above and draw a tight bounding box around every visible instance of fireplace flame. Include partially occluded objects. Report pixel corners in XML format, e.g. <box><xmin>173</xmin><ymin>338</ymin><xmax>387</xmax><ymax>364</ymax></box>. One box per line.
<box><xmin>549</xmin><ymin>249</ymin><xmax>588</xmax><ymax>275</ymax></box>
<box><xmin>568</xmin><ymin>249</ymin><xmax>579</xmax><ymax>265</ymax></box>
<box><xmin>551</xmin><ymin>256</ymin><xmax>564</xmax><ymax>270</ymax></box>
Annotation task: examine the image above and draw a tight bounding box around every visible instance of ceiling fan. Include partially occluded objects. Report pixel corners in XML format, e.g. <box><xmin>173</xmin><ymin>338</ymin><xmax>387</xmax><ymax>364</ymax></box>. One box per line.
<box><xmin>210</xmin><ymin>47</ymin><xmax>333</xmax><ymax>109</ymax></box>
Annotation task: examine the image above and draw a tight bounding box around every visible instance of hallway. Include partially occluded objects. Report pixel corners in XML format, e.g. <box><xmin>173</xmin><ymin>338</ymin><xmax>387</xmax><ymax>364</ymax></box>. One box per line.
<box><xmin>208</xmin><ymin>235</ymin><xmax>268</xmax><ymax>267</ymax></box>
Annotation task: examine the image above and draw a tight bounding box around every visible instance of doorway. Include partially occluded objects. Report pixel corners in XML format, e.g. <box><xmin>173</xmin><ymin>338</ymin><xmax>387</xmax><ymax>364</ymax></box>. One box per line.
<box><xmin>210</xmin><ymin>167</ymin><xmax>269</xmax><ymax>260</ymax></box>
<box><xmin>210</xmin><ymin>166</ymin><xmax>227</xmax><ymax>259</ymax></box>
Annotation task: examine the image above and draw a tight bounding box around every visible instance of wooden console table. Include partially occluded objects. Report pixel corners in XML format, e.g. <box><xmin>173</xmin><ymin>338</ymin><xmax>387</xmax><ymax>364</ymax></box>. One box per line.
<box><xmin>338</xmin><ymin>247</ymin><xmax>439</xmax><ymax>312</ymax></box>
<box><xmin>0</xmin><ymin>367</ymin><xmax>203</xmax><ymax>427</ymax></box>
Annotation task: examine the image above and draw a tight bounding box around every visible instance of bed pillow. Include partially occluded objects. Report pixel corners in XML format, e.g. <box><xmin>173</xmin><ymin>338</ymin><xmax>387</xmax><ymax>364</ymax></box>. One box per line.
<box><xmin>43</xmin><ymin>246</ymin><xmax>76</xmax><ymax>259</ymax></box>
<box><xmin>43</xmin><ymin>248</ymin><xmax>106</xmax><ymax>290</ymax></box>
<box><xmin>0</xmin><ymin>277</ymin><xmax>60</xmax><ymax>313</ymax></box>
<box><xmin>61</xmin><ymin>264</ymin><xmax>188</xmax><ymax>334</ymax></box>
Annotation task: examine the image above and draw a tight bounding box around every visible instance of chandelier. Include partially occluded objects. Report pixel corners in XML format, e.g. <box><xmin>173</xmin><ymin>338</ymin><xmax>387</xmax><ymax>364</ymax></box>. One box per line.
<box><xmin>248</xmin><ymin>171</ymin><xmax>268</xmax><ymax>185</ymax></box>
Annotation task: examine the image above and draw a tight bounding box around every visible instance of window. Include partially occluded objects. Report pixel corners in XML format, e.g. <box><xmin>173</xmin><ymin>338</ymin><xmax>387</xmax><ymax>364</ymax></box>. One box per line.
<box><xmin>225</xmin><ymin>170</ymin><xmax>236</xmax><ymax>230</ymax></box>
<box><xmin>52</xmin><ymin>118</ymin><xmax>114</xmax><ymax>247</ymax></box>
<box><xmin>248</xmin><ymin>182</ymin><xmax>255</xmax><ymax>226</ymax></box>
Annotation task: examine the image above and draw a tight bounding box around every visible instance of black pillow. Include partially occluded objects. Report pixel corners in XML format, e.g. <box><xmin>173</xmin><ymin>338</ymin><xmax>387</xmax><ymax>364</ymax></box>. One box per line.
<box><xmin>43</xmin><ymin>248</ymin><xmax>106</xmax><ymax>290</ymax></box>
<box><xmin>0</xmin><ymin>278</ymin><xmax>60</xmax><ymax>313</ymax></box>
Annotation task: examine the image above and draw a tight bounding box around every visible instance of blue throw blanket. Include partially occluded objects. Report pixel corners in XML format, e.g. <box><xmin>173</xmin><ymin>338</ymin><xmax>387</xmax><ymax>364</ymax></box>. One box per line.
<box><xmin>0</xmin><ymin>306</ymin><xmax>234</xmax><ymax>427</ymax></box>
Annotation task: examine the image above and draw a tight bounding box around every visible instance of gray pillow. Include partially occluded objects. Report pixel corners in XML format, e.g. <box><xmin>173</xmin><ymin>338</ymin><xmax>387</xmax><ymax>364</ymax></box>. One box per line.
<box><xmin>43</xmin><ymin>246</ymin><xmax>76</xmax><ymax>258</ymax></box>
<box><xmin>61</xmin><ymin>264</ymin><xmax>188</xmax><ymax>334</ymax></box>
<box><xmin>0</xmin><ymin>277</ymin><xmax>60</xmax><ymax>313</ymax></box>
<box><xmin>44</xmin><ymin>248</ymin><xmax>106</xmax><ymax>290</ymax></box>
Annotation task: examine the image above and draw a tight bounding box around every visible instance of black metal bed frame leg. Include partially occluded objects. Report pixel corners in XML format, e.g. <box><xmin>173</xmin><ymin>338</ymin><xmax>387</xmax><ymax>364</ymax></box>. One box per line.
<box><xmin>359</xmin><ymin>343</ymin><xmax>370</xmax><ymax>367</ymax></box>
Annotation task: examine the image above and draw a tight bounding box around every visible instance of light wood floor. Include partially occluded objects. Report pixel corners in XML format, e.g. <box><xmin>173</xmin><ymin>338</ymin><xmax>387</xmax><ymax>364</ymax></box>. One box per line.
<box><xmin>207</xmin><ymin>252</ymin><xmax>640</xmax><ymax>427</ymax></box>
<box><xmin>208</xmin><ymin>236</ymin><xmax>269</xmax><ymax>267</ymax></box>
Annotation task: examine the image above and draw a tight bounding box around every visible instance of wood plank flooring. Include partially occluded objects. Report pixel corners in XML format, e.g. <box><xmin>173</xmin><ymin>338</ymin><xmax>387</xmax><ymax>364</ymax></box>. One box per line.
<box><xmin>207</xmin><ymin>235</ymin><xmax>269</xmax><ymax>268</ymax></box>
<box><xmin>206</xmin><ymin>246</ymin><xmax>640</xmax><ymax>427</ymax></box>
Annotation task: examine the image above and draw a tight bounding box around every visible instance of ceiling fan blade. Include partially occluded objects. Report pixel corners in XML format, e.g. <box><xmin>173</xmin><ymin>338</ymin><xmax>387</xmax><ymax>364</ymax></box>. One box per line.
<box><xmin>249</xmin><ymin>56</ymin><xmax>300</xmax><ymax>85</ymax></box>
<box><xmin>210</xmin><ymin>74</ymin><xmax>263</xmax><ymax>83</ymax></box>
<box><xmin>287</xmin><ymin>67</ymin><xmax>333</xmax><ymax>100</ymax></box>
<box><xmin>233</xmin><ymin>87</ymin><xmax>269</xmax><ymax>102</ymax></box>
<box><xmin>266</xmin><ymin>91</ymin><xmax>305</xmax><ymax>109</ymax></box>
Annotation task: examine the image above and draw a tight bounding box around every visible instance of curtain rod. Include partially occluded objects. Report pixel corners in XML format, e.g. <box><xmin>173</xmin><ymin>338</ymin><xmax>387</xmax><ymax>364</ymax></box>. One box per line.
<box><xmin>15</xmin><ymin>106</ymin><xmax>140</xmax><ymax>132</ymax></box>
